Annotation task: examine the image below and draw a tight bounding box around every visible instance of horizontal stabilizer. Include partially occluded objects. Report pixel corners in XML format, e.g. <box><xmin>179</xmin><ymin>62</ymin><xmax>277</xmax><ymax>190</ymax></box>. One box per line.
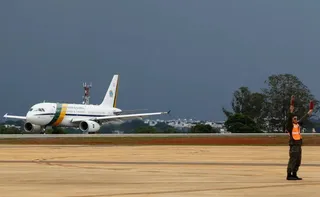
<box><xmin>114</xmin><ymin>109</ymin><xmax>149</xmax><ymax>115</ymax></box>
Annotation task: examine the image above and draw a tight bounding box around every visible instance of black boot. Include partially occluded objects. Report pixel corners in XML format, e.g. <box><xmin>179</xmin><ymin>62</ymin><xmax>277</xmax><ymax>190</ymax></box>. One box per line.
<box><xmin>287</xmin><ymin>172</ymin><xmax>297</xmax><ymax>180</ymax></box>
<box><xmin>292</xmin><ymin>172</ymin><xmax>302</xmax><ymax>180</ymax></box>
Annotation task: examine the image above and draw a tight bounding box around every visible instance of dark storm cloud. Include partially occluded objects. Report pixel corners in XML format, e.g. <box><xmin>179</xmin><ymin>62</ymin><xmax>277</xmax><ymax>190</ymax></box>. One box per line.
<box><xmin>1</xmin><ymin>0</ymin><xmax>320</xmax><ymax>121</ymax></box>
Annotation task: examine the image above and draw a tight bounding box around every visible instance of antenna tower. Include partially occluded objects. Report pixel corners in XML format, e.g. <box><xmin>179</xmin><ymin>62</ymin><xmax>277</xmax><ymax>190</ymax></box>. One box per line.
<box><xmin>82</xmin><ymin>82</ymin><xmax>92</xmax><ymax>104</ymax></box>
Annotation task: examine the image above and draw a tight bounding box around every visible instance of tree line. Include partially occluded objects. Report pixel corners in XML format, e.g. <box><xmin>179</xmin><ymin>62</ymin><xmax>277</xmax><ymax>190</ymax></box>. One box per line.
<box><xmin>222</xmin><ymin>73</ymin><xmax>319</xmax><ymax>133</ymax></box>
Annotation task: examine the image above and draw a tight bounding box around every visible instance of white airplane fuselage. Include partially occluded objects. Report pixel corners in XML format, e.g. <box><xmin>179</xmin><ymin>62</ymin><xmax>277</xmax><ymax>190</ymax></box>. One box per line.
<box><xmin>27</xmin><ymin>102</ymin><xmax>122</xmax><ymax>128</ymax></box>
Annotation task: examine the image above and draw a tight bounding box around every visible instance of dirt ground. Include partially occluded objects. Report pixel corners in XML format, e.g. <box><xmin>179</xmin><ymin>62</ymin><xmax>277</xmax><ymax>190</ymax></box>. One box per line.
<box><xmin>1</xmin><ymin>135</ymin><xmax>319</xmax><ymax>145</ymax></box>
<box><xmin>0</xmin><ymin>145</ymin><xmax>319</xmax><ymax>197</ymax></box>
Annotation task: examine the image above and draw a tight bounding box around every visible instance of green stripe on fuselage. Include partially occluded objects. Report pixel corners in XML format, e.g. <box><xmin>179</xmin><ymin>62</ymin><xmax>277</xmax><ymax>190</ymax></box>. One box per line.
<box><xmin>46</xmin><ymin>103</ymin><xmax>62</xmax><ymax>126</ymax></box>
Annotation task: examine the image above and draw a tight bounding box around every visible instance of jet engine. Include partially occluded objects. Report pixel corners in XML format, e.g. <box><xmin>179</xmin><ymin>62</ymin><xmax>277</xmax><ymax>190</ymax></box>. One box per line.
<box><xmin>79</xmin><ymin>120</ymin><xmax>101</xmax><ymax>133</ymax></box>
<box><xmin>24</xmin><ymin>122</ymin><xmax>42</xmax><ymax>132</ymax></box>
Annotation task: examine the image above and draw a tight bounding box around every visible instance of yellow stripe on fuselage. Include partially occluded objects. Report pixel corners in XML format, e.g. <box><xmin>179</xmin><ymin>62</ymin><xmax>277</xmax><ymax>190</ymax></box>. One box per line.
<box><xmin>53</xmin><ymin>104</ymin><xmax>68</xmax><ymax>126</ymax></box>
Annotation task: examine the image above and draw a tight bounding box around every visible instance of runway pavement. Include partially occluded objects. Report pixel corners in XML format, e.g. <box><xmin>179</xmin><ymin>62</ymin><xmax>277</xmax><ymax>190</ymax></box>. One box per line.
<box><xmin>0</xmin><ymin>133</ymin><xmax>319</xmax><ymax>138</ymax></box>
<box><xmin>0</xmin><ymin>145</ymin><xmax>319</xmax><ymax>197</ymax></box>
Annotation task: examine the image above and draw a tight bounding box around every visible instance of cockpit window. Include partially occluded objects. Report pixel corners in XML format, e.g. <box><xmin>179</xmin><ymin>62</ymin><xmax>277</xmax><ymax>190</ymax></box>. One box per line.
<box><xmin>32</xmin><ymin>108</ymin><xmax>45</xmax><ymax>112</ymax></box>
<box><xmin>29</xmin><ymin>108</ymin><xmax>45</xmax><ymax>112</ymax></box>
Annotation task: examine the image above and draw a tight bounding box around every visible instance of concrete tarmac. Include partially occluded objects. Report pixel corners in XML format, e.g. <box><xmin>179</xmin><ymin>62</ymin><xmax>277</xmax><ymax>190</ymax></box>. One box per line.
<box><xmin>0</xmin><ymin>145</ymin><xmax>319</xmax><ymax>197</ymax></box>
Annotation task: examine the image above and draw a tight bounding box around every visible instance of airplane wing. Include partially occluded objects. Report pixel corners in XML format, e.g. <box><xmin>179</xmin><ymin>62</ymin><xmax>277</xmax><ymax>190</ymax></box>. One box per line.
<box><xmin>3</xmin><ymin>113</ymin><xmax>27</xmax><ymax>120</ymax></box>
<box><xmin>71</xmin><ymin>110</ymin><xmax>170</xmax><ymax>123</ymax></box>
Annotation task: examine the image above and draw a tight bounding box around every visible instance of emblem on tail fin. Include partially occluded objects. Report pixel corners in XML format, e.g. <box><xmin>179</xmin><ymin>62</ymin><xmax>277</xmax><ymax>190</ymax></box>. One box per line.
<box><xmin>109</xmin><ymin>90</ymin><xmax>113</xmax><ymax>97</ymax></box>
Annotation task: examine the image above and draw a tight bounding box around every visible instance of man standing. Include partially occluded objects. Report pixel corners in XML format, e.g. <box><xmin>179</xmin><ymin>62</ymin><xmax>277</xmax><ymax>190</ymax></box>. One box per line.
<box><xmin>286</xmin><ymin>96</ymin><xmax>313</xmax><ymax>180</ymax></box>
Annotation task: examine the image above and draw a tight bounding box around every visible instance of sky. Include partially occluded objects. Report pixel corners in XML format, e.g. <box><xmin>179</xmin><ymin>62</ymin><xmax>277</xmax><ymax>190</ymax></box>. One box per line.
<box><xmin>1</xmin><ymin>0</ymin><xmax>320</xmax><ymax>121</ymax></box>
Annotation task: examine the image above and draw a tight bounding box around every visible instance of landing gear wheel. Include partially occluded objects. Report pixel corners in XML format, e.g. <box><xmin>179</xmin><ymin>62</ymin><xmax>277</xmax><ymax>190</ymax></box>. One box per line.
<box><xmin>40</xmin><ymin>127</ymin><xmax>46</xmax><ymax>134</ymax></box>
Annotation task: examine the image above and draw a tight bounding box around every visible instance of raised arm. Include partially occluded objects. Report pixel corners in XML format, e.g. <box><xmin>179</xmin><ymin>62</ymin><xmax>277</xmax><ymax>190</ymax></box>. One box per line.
<box><xmin>287</xmin><ymin>96</ymin><xmax>294</xmax><ymax>119</ymax></box>
<box><xmin>308</xmin><ymin>100</ymin><xmax>314</xmax><ymax>116</ymax></box>
<box><xmin>290</xmin><ymin>95</ymin><xmax>295</xmax><ymax>113</ymax></box>
<box><xmin>286</xmin><ymin>96</ymin><xmax>295</xmax><ymax>132</ymax></box>
<box><xmin>299</xmin><ymin>100</ymin><xmax>314</xmax><ymax>124</ymax></box>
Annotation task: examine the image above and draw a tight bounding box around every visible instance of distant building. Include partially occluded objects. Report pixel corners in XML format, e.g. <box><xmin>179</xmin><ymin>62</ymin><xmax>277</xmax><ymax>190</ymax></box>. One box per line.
<box><xmin>144</xmin><ymin>118</ymin><xmax>226</xmax><ymax>132</ymax></box>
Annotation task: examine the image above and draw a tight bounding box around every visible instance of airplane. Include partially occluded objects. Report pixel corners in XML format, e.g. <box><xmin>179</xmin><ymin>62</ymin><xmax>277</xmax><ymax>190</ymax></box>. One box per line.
<box><xmin>3</xmin><ymin>74</ymin><xmax>170</xmax><ymax>133</ymax></box>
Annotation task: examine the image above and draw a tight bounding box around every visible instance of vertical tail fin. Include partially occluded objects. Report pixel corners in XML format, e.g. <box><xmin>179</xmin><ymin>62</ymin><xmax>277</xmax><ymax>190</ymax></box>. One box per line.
<box><xmin>100</xmin><ymin>74</ymin><xmax>119</xmax><ymax>107</ymax></box>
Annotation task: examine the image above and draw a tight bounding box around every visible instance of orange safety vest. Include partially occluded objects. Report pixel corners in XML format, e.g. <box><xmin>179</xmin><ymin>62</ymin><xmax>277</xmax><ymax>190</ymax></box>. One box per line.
<box><xmin>292</xmin><ymin>123</ymin><xmax>302</xmax><ymax>140</ymax></box>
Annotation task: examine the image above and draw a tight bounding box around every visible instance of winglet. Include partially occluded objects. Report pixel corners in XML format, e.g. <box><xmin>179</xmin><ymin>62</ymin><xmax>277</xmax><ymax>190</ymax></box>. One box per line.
<box><xmin>167</xmin><ymin>110</ymin><xmax>171</xmax><ymax>114</ymax></box>
<box><xmin>3</xmin><ymin>113</ymin><xmax>8</xmax><ymax>118</ymax></box>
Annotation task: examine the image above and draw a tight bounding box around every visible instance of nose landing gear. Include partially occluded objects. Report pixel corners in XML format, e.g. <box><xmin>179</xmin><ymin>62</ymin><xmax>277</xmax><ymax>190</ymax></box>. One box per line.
<box><xmin>40</xmin><ymin>126</ymin><xmax>46</xmax><ymax>134</ymax></box>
